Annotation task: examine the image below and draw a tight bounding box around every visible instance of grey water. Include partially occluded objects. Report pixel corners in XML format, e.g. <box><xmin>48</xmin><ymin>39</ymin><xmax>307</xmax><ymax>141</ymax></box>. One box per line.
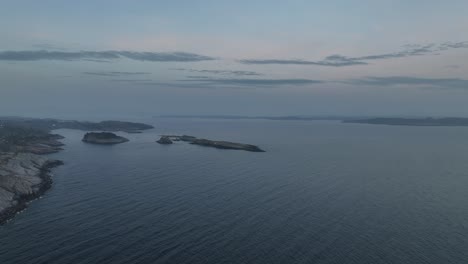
<box><xmin>1</xmin><ymin>118</ymin><xmax>468</xmax><ymax>264</ymax></box>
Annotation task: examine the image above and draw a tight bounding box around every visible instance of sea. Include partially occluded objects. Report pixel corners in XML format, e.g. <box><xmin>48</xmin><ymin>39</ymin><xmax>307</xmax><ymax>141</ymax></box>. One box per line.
<box><xmin>1</xmin><ymin>118</ymin><xmax>468</xmax><ymax>264</ymax></box>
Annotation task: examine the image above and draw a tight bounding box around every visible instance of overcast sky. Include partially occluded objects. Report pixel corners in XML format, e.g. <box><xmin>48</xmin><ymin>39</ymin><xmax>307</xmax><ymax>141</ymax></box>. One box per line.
<box><xmin>1</xmin><ymin>0</ymin><xmax>468</xmax><ymax>118</ymax></box>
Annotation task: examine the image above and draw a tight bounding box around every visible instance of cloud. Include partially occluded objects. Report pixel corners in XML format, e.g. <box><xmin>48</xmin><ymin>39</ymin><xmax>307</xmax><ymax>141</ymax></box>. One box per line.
<box><xmin>437</xmin><ymin>41</ymin><xmax>468</xmax><ymax>50</ymax></box>
<box><xmin>114</xmin><ymin>51</ymin><xmax>215</xmax><ymax>62</ymax></box>
<box><xmin>240</xmin><ymin>41</ymin><xmax>468</xmax><ymax>67</ymax></box>
<box><xmin>172</xmin><ymin>68</ymin><xmax>262</xmax><ymax>76</ymax></box>
<box><xmin>81</xmin><ymin>59</ymin><xmax>113</xmax><ymax>63</ymax></box>
<box><xmin>110</xmin><ymin>79</ymin><xmax>153</xmax><ymax>82</ymax></box>
<box><xmin>113</xmin><ymin>80</ymin><xmax>212</xmax><ymax>89</ymax></box>
<box><xmin>240</xmin><ymin>58</ymin><xmax>367</xmax><ymax>67</ymax></box>
<box><xmin>185</xmin><ymin>76</ymin><xmax>211</xmax><ymax>79</ymax></box>
<box><xmin>178</xmin><ymin>78</ymin><xmax>323</xmax><ymax>87</ymax></box>
<box><xmin>83</xmin><ymin>71</ymin><xmax>151</xmax><ymax>77</ymax></box>
<box><xmin>110</xmin><ymin>77</ymin><xmax>323</xmax><ymax>89</ymax></box>
<box><xmin>354</xmin><ymin>43</ymin><xmax>437</xmax><ymax>61</ymax></box>
<box><xmin>345</xmin><ymin>76</ymin><xmax>468</xmax><ymax>89</ymax></box>
<box><xmin>0</xmin><ymin>50</ymin><xmax>216</xmax><ymax>62</ymax></box>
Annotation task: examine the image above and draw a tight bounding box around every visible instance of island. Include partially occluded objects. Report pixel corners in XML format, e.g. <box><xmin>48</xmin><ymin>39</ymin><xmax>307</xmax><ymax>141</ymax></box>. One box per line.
<box><xmin>156</xmin><ymin>136</ymin><xmax>173</xmax><ymax>144</ymax></box>
<box><xmin>82</xmin><ymin>132</ymin><xmax>129</xmax><ymax>145</ymax></box>
<box><xmin>157</xmin><ymin>135</ymin><xmax>265</xmax><ymax>152</ymax></box>
<box><xmin>343</xmin><ymin>117</ymin><xmax>468</xmax><ymax>126</ymax></box>
<box><xmin>0</xmin><ymin>117</ymin><xmax>154</xmax><ymax>224</ymax></box>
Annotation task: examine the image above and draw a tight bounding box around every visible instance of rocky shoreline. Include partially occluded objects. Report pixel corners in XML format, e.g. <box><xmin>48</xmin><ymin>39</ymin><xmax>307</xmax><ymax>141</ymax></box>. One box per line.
<box><xmin>0</xmin><ymin>153</ymin><xmax>63</xmax><ymax>224</ymax></box>
<box><xmin>0</xmin><ymin>117</ymin><xmax>154</xmax><ymax>224</ymax></box>
<box><xmin>1</xmin><ymin>117</ymin><xmax>265</xmax><ymax>224</ymax></box>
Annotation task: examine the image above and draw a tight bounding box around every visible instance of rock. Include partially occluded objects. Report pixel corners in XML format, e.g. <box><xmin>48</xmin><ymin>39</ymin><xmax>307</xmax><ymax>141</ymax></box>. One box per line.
<box><xmin>124</xmin><ymin>130</ymin><xmax>142</xmax><ymax>134</ymax></box>
<box><xmin>159</xmin><ymin>135</ymin><xmax>265</xmax><ymax>152</ymax></box>
<box><xmin>190</xmin><ymin>138</ymin><xmax>265</xmax><ymax>152</ymax></box>
<box><xmin>179</xmin><ymin>135</ymin><xmax>197</xmax><ymax>142</ymax></box>
<box><xmin>0</xmin><ymin>152</ymin><xmax>63</xmax><ymax>224</ymax></box>
<box><xmin>156</xmin><ymin>136</ymin><xmax>173</xmax><ymax>144</ymax></box>
<box><xmin>20</xmin><ymin>144</ymin><xmax>63</xmax><ymax>155</ymax></box>
<box><xmin>82</xmin><ymin>132</ymin><xmax>129</xmax><ymax>145</ymax></box>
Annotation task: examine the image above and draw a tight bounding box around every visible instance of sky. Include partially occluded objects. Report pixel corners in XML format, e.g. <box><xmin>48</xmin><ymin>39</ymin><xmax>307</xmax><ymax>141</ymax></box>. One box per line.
<box><xmin>1</xmin><ymin>0</ymin><xmax>468</xmax><ymax>118</ymax></box>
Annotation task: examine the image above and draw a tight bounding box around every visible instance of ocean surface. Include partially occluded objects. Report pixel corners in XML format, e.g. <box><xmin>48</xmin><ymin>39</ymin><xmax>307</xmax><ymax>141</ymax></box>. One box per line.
<box><xmin>1</xmin><ymin>118</ymin><xmax>468</xmax><ymax>264</ymax></box>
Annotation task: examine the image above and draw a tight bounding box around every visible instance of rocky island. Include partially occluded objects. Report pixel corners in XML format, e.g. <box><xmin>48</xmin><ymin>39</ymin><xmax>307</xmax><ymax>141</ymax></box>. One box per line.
<box><xmin>158</xmin><ymin>135</ymin><xmax>265</xmax><ymax>152</ymax></box>
<box><xmin>156</xmin><ymin>136</ymin><xmax>173</xmax><ymax>144</ymax></box>
<box><xmin>82</xmin><ymin>132</ymin><xmax>129</xmax><ymax>145</ymax></box>
<box><xmin>0</xmin><ymin>117</ymin><xmax>154</xmax><ymax>224</ymax></box>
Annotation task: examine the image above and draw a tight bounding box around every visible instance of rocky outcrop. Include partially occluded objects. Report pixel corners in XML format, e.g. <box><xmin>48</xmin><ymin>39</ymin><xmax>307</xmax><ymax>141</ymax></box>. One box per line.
<box><xmin>190</xmin><ymin>138</ymin><xmax>265</xmax><ymax>152</ymax></box>
<box><xmin>0</xmin><ymin>152</ymin><xmax>63</xmax><ymax>224</ymax></box>
<box><xmin>82</xmin><ymin>132</ymin><xmax>129</xmax><ymax>145</ymax></box>
<box><xmin>159</xmin><ymin>135</ymin><xmax>265</xmax><ymax>152</ymax></box>
<box><xmin>156</xmin><ymin>136</ymin><xmax>173</xmax><ymax>144</ymax></box>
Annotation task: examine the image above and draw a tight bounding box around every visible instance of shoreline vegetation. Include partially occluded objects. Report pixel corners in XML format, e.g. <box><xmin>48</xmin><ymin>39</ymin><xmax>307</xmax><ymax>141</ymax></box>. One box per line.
<box><xmin>0</xmin><ymin>117</ymin><xmax>154</xmax><ymax>224</ymax></box>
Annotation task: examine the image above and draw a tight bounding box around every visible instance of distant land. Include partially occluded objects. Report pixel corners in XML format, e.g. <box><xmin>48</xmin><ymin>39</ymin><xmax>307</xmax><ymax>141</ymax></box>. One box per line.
<box><xmin>158</xmin><ymin>115</ymin><xmax>364</xmax><ymax>121</ymax></box>
<box><xmin>160</xmin><ymin>115</ymin><xmax>468</xmax><ymax>126</ymax></box>
<box><xmin>0</xmin><ymin>117</ymin><xmax>154</xmax><ymax>133</ymax></box>
<box><xmin>344</xmin><ymin>117</ymin><xmax>468</xmax><ymax>126</ymax></box>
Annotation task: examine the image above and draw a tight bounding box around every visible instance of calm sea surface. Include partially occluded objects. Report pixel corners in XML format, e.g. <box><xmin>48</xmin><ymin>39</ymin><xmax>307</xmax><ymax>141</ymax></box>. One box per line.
<box><xmin>1</xmin><ymin>118</ymin><xmax>468</xmax><ymax>264</ymax></box>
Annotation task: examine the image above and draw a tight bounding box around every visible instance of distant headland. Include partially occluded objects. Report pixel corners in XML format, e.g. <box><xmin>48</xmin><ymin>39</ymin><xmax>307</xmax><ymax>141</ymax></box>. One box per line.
<box><xmin>160</xmin><ymin>115</ymin><xmax>468</xmax><ymax>127</ymax></box>
<box><xmin>343</xmin><ymin>117</ymin><xmax>468</xmax><ymax>126</ymax></box>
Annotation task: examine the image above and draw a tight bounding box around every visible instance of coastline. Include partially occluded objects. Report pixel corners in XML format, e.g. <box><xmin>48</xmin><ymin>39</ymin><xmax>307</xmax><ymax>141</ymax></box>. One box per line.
<box><xmin>0</xmin><ymin>155</ymin><xmax>63</xmax><ymax>225</ymax></box>
<box><xmin>0</xmin><ymin>117</ymin><xmax>154</xmax><ymax>224</ymax></box>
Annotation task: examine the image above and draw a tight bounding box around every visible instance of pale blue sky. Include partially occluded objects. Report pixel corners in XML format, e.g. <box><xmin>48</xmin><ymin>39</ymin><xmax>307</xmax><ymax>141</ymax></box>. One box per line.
<box><xmin>1</xmin><ymin>1</ymin><xmax>468</xmax><ymax>118</ymax></box>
